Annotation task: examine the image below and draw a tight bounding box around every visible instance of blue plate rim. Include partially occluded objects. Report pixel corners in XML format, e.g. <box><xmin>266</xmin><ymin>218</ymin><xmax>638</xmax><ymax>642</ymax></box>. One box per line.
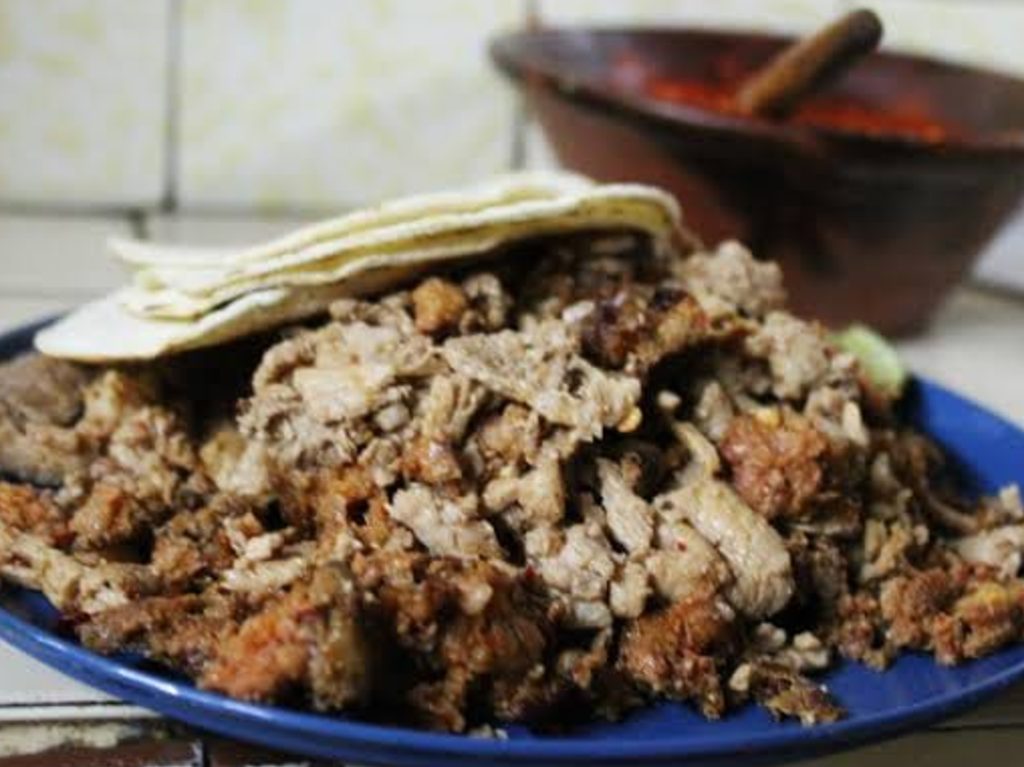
<box><xmin>1</xmin><ymin>315</ymin><xmax>1023</xmax><ymax>765</ymax></box>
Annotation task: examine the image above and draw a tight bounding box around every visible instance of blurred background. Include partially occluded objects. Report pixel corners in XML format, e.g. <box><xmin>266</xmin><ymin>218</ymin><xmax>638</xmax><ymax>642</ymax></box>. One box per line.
<box><xmin>0</xmin><ymin>0</ymin><xmax>1021</xmax><ymax>289</ymax></box>
<box><xmin>0</xmin><ymin>0</ymin><xmax>1018</xmax><ymax>204</ymax></box>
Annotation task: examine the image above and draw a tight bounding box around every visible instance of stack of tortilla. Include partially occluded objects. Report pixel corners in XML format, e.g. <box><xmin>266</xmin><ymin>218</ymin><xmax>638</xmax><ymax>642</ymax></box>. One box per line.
<box><xmin>36</xmin><ymin>172</ymin><xmax>684</xmax><ymax>362</ymax></box>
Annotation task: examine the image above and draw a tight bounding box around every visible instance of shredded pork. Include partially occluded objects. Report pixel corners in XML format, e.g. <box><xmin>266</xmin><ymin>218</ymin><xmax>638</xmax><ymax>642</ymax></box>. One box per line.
<box><xmin>1</xmin><ymin>234</ymin><xmax>1022</xmax><ymax>733</ymax></box>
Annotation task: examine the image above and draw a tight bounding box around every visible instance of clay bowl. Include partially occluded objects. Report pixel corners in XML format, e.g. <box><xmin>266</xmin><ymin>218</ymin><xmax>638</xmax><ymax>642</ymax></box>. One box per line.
<box><xmin>491</xmin><ymin>28</ymin><xmax>1024</xmax><ymax>334</ymax></box>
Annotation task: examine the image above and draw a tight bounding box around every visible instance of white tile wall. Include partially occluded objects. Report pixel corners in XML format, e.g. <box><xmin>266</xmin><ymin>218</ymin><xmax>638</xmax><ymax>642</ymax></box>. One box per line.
<box><xmin>841</xmin><ymin>0</ymin><xmax>1024</xmax><ymax>75</ymax></box>
<box><xmin>145</xmin><ymin>212</ymin><xmax>318</xmax><ymax>247</ymax></box>
<box><xmin>0</xmin><ymin>0</ymin><xmax>169</xmax><ymax>206</ymax></box>
<box><xmin>0</xmin><ymin>214</ymin><xmax>130</xmax><ymax>297</ymax></box>
<box><xmin>176</xmin><ymin>0</ymin><xmax>521</xmax><ymax>211</ymax></box>
<box><xmin>0</xmin><ymin>0</ymin><xmax>1019</xmax><ymax>222</ymax></box>
<box><xmin>535</xmin><ymin>0</ymin><xmax>840</xmax><ymax>32</ymax></box>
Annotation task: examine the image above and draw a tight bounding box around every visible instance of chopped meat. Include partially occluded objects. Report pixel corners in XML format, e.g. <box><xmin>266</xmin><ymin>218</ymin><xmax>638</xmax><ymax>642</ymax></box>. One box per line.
<box><xmin>745</xmin><ymin>313</ymin><xmax>832</xmax><ymax>402</ymax></box>
<box><xmin>442</xmin><ymin>322</ymin><xmax>641</xmax><ymax>440</ymax></box>
<box><xmin>415</xmin><ymin>374</ymin><xmax>487</xmax><ymax>444</ymax></box>
<box><xmin>473</xmin><ymin>403</ymin><xmax>542</xmax><ymax>471</ymax></box>
<box><xmin>201</xmin><ymin>565</ymin><xmax>373</xmax><ymax>709</ymax></box>
<box><xmin>150</xmin><ymin>497</ymin><xmax>253</xmax><ymax>588</ymax></box>
<box><xmin>242</xmin><ymin>315</ymin><xmax>435</xmax><ymax>468</ymax></box>
<box><xmin>597</xmin><ymin>458</ymin><xmax>653</xmax><ymax>555</ymax></box>
<box><xmin>579</xmin><ymin>286</ymin><xmax>707</xmax><ymax>373</ymax></box>
<box><xmin>2</xmin><ymin>223</ymin><xmax>1022</xmax><ymax>735</ymax></box>
<box><xmin>81</xmin><ymin>593</ymin><xmax>243</xmax><ymax>676</ymax></box>
<box><xmin>646</xmin><ymin>518</ymin><xmax>732</xmax><ymax>603</ymax></box>
<box><xmin>0</xmin><ymin>354</ymin><xmax>95</xmax><ymax>485</ymax></box>
<box><xmin>459</xmin><ymin>273</ymin><xmax>512</xmax><ymax>333</ymax></box>
<box><xmin>0</xmin><ymin>523</ymin><xmax>153</xmax><ymax>615</ymax></box>
<box><xmin>200</xmin><ymin>421</ymin><xmax>274</xmax><ymax>497</ymax></box>
<box><xmin>730</xmin><ymin>660</ymin><xmax>842</xmax><ymax>725</ymax></box>
<box><xmin>955</xmin><ymin>525</ymin><xmax>1024</xmax><ymax>579</ymax></box>
<box><xmin>0</xmin><ymin>482</ymin><xmax>69</xmax><ymax>545</ymax></box>
<box><xmin>483</xmin><ymin>457</ymin><xmax>565</xmax><ymax>528</ymax></box>
<box><xmin>351</xmin><ymin>552</ymin><xmax>552</xmax><ymax>731</ymax></box>
<box><xmin>70</xmin><ymin>404</ymin><xmax>199</xmax><ymax>550</ymax></box>
<box><xmin>655</xmin><ymin>479</ymin><xmax>794</xmax><ymax>619</ymax></box>
<box><xmin>390</xmin><ymin>484</ymin><xmax>501</xmax><ymax>559</ymax></box>
<box><xmin>609</xmin><ymin>560</ymin><xmax>650</xmax><ymax>619</ymax></box>
<box><xmin>677</xmin><ymin>240</ymin><xmax>785</xmax><ymax>319</ymax></box>
<box><xmin>525</xmin><ymin>522</ymin><xmax>617</xmax><ymax>629</ymax></box>
<box><xmin>879</xmin><ymin>566</ymin><xmax>1024</xmax><ymax>665</ymax></box>
<box><xmin>720</xmin><ymin>409</ymin><xmax>829</xmax><ymax>520</ymax></box>
<box><xmin>693</xmin><ymin>380</ymin><xmax>735</xmax><ymax>443</ymax></box>
<box><xmin>412</xmin><ymin>277</ymin><xmax>469</xmax><ymax>335</ymax></box>
<box><xmin>618</xmin><ymin>589</ymin><xmax>736</xmax><ymax>718</ymax></box>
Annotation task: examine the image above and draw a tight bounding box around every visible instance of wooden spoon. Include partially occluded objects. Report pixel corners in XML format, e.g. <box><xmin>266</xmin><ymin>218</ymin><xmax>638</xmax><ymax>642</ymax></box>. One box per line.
<box><xmin>735</xmin><ymin>9</ymin><xmax>884</xmax><ymax>119</ymax></box>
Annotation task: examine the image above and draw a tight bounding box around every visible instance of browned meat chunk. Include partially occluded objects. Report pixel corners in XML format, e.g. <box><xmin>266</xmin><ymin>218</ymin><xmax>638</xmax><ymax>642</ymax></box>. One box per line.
<box><xmin>0</xmin><ymin>482</ymin><xmax>69</xmax><ymax>545</ymax></box>
<box><xmin>201</xmin><ymin>565</ymin><xmax>373</xmax><ymax>709</ymax></box>
<box><xmin>81</xmin><ymin>593</ymin><xmax>243</xmax><ymax>677</ymax></box>
<box><xmin>618</xmin><ymin>590</ymin><xmax>736</xmax><ymax>718</ymax></box>
<box><xmin>580</xmin><ymin>287</ymin><xmax>707</xmax><ymax>374</ymax></box>
<box><xmin>352</xmin><ymin>551</ymin><xmax>552</xmax><ymax>731</ymax></box>
<box><xmin>880</xmin><ymin>566</ymin><xmax>1024</xmax><ymax>665</ymax></box>
<box><xmin>412</xmin><ymin>277</ymin><xmax>468</xmax><ymax>335</ymax></box>
<box><xmin>735</xmin><ymin>661</ymin><xmax>843</xmax><ymax>725</ymax></box>
<box><xmin>721</xmin><ymin>410</ymin><xmax>828</xmax><ymax>520</ymax></box>
<box><xmin>0</xmin><ymin>354</ymin><xmax>94</xmax><ymax>484</ymax></box>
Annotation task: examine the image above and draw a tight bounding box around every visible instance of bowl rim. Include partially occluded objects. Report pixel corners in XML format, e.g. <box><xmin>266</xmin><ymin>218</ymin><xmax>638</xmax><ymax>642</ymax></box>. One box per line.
<box><xmin>490</xmin><ymin>25</ymin><xmax>1024</xmax><ymax>162</ymax></box>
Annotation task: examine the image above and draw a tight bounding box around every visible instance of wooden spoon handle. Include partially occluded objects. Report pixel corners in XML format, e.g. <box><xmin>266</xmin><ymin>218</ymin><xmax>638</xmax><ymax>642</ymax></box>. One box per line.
<box><xmin>735</xmin><ymin>9</ymin><xmax>883</xmax><ymax>119</ymax></box>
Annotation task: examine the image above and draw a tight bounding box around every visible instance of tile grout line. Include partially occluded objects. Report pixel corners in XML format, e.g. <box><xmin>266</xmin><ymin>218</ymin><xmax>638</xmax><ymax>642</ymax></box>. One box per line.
<box><xmin>161</xmin><ymin>0</ymin><xmax>183</xmax><ymax>215</ymax></box>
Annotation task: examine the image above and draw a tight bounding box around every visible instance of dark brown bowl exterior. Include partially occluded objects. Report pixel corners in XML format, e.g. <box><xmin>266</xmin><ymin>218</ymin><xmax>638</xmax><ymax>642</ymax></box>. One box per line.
<box><xmin>492</xmin><ymin>28</ymin><xmax>1024</xmax><ymax>334</ymax></box>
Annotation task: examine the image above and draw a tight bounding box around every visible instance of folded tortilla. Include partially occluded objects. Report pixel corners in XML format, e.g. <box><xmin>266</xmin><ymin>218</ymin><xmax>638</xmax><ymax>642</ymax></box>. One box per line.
<box><xmin>36</xmin><ymin>175</ymin><xmax>686</xmax><ymax>362</ymax></box>
<box><xmin>112</xmin><ymin>171</ymin><xmax>593</xmax><ymax>270</ymax></box>
<box><xmin>123</xmin><ymin>184</ymin><xmax>681</xmax><ymax>320</ymax></box>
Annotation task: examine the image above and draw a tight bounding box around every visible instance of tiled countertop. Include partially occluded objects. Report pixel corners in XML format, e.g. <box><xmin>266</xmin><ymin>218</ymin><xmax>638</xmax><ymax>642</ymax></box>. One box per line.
<box><xmin>0</xmin><ymin>212</ymin><xmax>1022</xmax><ymax>766</ymax></box>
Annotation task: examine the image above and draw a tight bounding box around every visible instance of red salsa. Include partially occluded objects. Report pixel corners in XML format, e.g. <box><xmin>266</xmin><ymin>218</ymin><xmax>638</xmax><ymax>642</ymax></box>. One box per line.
<box><xmin>611</xmin><ymin>52</ymin><xmax>959</xmax><ymax>142</ymax></box>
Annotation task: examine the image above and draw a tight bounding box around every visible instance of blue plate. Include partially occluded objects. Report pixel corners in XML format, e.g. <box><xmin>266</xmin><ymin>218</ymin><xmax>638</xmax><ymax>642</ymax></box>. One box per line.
<box><xmin>1</xmin><ymin>318</ymin><xmax>1022</xmax><ymax>766</ymax></box>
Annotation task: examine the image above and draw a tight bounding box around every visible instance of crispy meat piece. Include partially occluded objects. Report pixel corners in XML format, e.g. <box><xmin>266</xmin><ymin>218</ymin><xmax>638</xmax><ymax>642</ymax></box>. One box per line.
<box><xmin>721</xmin><ymin>409</ymin><xmax>829</xmax><ymax>520</ymax></box>
<box><xmin>70</xmin><ymin>405</ymin><xmax>199</xmax><ymax>550</ymax></box>
<box><xmin>201</xmin><ymin>565</ymin><xmax>373</xmax><ymax>709</ymax></box>
<box><xmin>0</xmin><ymin>354</ymin><xmax>94</xmax><ymax>484</ymax></box>
<box><xmin>0</xmin><ymin>482</ymin><xmax>69</xmax><ymax>545</ymax></box>
<box><xmin>352</xmin><ymin>551</ymin><xmax>552</xmax><ymax>730</ymax></box>
<box><xmin>242</xmin><ymin>314</ymin><xmax>434</xmax><ymax>468</ymax></box>
<box><xmin>442</xmin><ymin>322</ymin><xmax>641</xmax><ymax>440</ymax></box>
<box><xmin>618</xmin><ymin>590</ymin><xmax>736</xmax><ymax>718</ymax></box>
<box><xmin>81</xmin><ymin>592</ymin><xmax>244</xmax><ymax>676</ymax></box>
<box><xmin>0</xmin><ymin>523</ymin><xmax>154</xmax><ymax>615</ymax></box>
<box><xmin>676</xmin><ymin>241</ymin><xmax>785</xmax><ymax>319</ymax></box>
<box><xmin>580</xmin><ymin>287</ymin><xmax>707</xmax><ymax>375</ymax></box>
<box><xmin>412</xmin><ymin>277</ymin><xmax>469</xmax><ymax>335</ymax></box>
<box><xmin>150</xmin><ymin>495</ymin><xmax>259</xmax><ymax>589</ymax></box>
<box><xmin>831</xmin><ymin>592</ymin><xmax>893</xmax><ymax>668</ymax></box>
<box><xmin>880</xmin><ymin>566</ymin><xmax>1024</xmax><ymax>665</ymax></box>
<box><xmin>732</xmin><ymin>660</ymin><xmax>842</xmax><ymax>726</ymax></box>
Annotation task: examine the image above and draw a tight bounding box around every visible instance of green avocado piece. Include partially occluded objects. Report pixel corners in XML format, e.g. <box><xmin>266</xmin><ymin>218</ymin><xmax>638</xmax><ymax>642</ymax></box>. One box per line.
<box><xmin>832</xmin><ymin>324</ymin><xmax>908</xmax><ymax>399</ymax></box>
